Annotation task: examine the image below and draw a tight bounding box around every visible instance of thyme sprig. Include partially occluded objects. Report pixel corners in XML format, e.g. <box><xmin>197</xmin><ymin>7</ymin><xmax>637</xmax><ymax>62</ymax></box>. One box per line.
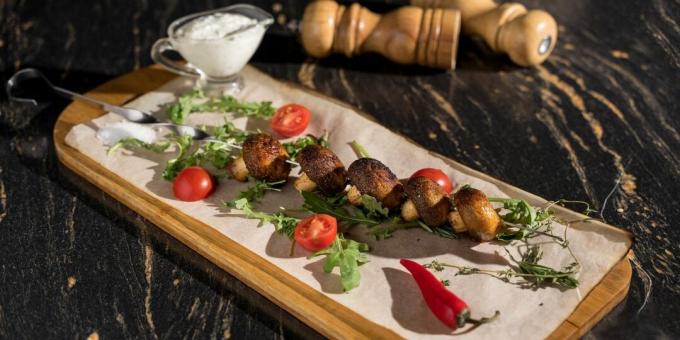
<box><xmin>490</xmin><ymin>197</ymin><xmax>598</xmax><ymax>246</ymax></box>
<box><xmin>427</xmin><ymin>244</ymin><xmax>580</xmax><ymax>289</ymax></box>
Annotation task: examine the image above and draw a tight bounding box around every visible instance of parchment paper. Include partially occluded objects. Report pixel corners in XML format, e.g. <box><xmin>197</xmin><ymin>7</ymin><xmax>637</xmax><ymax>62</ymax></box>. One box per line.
<box><xmin>65</xmin><ymin>66</ymin><xmax>632</xmax><ymax>339</ymax></box>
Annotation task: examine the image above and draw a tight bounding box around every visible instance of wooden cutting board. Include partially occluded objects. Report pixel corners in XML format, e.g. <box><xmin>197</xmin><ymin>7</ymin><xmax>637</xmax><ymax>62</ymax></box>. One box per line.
<box><xmin>53</xmin><ymin>66</ymin><xmax>632</xmax><ymax>339</ymax></box>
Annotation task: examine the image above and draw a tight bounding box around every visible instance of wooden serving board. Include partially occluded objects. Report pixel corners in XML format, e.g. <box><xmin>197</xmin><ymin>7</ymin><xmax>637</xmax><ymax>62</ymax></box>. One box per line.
<box><xmin>53</xmin><ymin>66</ymin><xmax>632</xmax><ymax>339</ymax></box>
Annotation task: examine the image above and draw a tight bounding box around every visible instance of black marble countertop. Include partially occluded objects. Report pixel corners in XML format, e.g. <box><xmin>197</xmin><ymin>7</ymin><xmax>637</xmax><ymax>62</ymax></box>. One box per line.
<box><xmin>1</xmin><ymin>0</ymin><xmax>679</xmax><ymax>338</ymax></box>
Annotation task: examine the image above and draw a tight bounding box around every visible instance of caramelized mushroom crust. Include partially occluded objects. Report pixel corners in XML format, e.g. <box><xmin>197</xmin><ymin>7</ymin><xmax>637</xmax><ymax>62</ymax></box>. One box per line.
<box><xmin>453</xmin><ymin>187</ymin><xmax>503</xmax><ymax>241</ymax></box>
<box><xmin>242</xmin><ymin>133</ymin><xmax>291</xmax><ymax>182</ymax></box>
<box><xmin>297</xmin><ymin>144</ymin><xmax>347</xmax><ymax>195</ymax></box>
<box><xmin>405</xmin><ymin>176</ymin><xmax>452</xmax><ymax>227</ymax></box>
<box><xmin>347</xmin><ymin>158</ymin><xmax>404</xmax><ymax>209</ymax></box>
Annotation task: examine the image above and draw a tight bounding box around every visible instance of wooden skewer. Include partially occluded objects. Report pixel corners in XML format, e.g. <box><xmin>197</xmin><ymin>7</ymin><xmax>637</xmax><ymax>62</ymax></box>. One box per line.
<box><xmin>199</xmin><ymin>139</ymin><xmax>300</xmax><ymax>167</ymax></box>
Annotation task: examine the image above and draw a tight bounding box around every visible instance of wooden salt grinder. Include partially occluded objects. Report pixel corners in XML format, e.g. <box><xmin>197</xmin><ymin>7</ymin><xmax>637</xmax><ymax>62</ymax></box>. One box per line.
<box><xmin>300</xmin><ymin>0</ymin><xmax>462</xmax><ymax>69</ymax></box>
<box><xmin>412</xmin><ymin>0</ymin><xmax>557</xmax><ymax>66</ymax></box>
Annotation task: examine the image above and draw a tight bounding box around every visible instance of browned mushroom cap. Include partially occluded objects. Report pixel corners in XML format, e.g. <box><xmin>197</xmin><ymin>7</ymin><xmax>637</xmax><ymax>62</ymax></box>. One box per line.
<box><xmin>242</xmin><ymin>133</ymin><xmax>291</xmax><ymax>182</ymax></box>
<box><xmin>453</xmin><ymin>187</ymin><xmax>503</xmax><ymax>241</ymax></box>
<box><xmin>347</xmin><ymin>158</ymin><xmax>405</xmax><ymax>209</ymax></box>
<box><xmin>297</xmin><ymin>144</ymin><xmax>347</xmax><ymax>195</ymax></box>
<box><xmin>405</xmin><ymin>176</ymin><xmax>452</xmax><ymax>227</ymax></box>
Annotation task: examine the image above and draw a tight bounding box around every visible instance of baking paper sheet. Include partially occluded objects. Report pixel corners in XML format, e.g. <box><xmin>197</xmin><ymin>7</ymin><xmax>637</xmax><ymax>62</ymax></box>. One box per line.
<box><xmin>65</xmin><ymin>66</ymin><xmax>632</xmax><ymax>339</ymax></box>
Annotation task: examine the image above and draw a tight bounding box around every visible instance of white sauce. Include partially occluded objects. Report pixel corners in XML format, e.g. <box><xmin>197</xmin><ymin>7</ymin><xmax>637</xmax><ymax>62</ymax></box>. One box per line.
<box><xmin>177</xmin><ymin>13</ymin><xmax>256</xmax><ymax>40</ymax></box>
<box><xmin>96</xmin><ymin>122</ymin><xmax>156</xmax><ymax>146</ymax></box>
<box><xmin>173</xmin><ymin>13</ymin><xmax>266</xmax><ymax>78</ymax></box>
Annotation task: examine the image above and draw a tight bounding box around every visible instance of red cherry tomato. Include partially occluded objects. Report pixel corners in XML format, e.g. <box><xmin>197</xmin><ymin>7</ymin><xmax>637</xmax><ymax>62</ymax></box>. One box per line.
<box><xmin>410</xmin><ymin>168</ymin><xmax>454</xmax><ymax>194</ymax></box>
<box><xmin>271</xmin><ymin>104</ymin><xmax>311</xmax><ymax>138</ymax></box>
<box><xmin>173</xmin><ymin>166</ymin><xmax>215</xmax><ymax>201</ymax></box>
<box><xmin>294</xmin><ymin>214</ymin><xmax>338</xmax><ymax>251</ymax></box>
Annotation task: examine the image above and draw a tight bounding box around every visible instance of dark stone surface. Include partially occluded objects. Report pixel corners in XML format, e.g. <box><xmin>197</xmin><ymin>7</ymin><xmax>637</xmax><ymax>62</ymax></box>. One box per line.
<box><xmin>1</xmin><ymin>0</ymin><xmax>679</xmax><ymax>338</ymax></box>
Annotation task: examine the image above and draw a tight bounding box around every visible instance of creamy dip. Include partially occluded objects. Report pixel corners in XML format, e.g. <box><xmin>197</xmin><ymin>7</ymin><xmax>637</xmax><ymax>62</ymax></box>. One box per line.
<box><xmin>96</xmin><ymin>122</ymin><xmax>156</xmax><ymax>145</ymax></box>
<box><xmin>177</xmin><ymin>13</ymin><xmax>256</xmax><ymax>40</ymax></box>
<box><xmin>173</xmin><ymin>13</ymin><xmax>266</xmax><ymax>78</ymax></box>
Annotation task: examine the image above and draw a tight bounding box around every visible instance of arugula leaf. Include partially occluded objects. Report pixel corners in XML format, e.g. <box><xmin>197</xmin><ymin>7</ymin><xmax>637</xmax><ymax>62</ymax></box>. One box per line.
<box><xmin>167</xmin><ymin>89</ymin><xmax>205</xmax><ymax>124</ymax></box>
<box><xmin>489</xmin><ymin>197</ymin><xmax>554</xmax><ymax>242</ymax></box>
<box><xmin>161</xmin><ymin>134</ymin><xmax>197</xmax><ymax>180</ymax></box>
<box><xmin>228</xmin><ymin>198</ymin><xmax>299</xmax><ymax>238</ymax></box>
<box><xmin>283</xmin><ymin>133</ymin><xmax>330</xmax><ymax>160</ymax></box>
<box><xmin>225</xmin><ymin>179</ymin><xmax>285</xmax><ymax>208</ymax></box>
<box><xmin>359</xmin><ymin>194</ymin><xmax>389</xmax><ymax>220</ymax></box>
<box><xmin>167</xmin><ymin>89</ymin><xmax>275</xmax><ymax>124</ymax></box>
<box><xmin>368</xmin><ymin>218</ymin><xmax>420</xmax><ymax>240</ymax></box>
<box><xmin>212</xmin><ymin>121</ymin><xmax>250</xmax><ymax>144</ymax></box>
<box><xmin>301</xmin><ymin>191</ymin><xmax>381</xmax><ymax>226</ymax></box>
<box><xmin>311</xmin><ymin>236</ymin><xmax>370</xmax><ymax>291</ymax></box>
<box><xmin>107</xmin><ymin>137</ymin><xmax>172</xmax><ymax>156</ymax></box>
<box><xmin>160</xmin><ymin>122</ymin><xmax>250</xmax><ymax>181</ymax></box>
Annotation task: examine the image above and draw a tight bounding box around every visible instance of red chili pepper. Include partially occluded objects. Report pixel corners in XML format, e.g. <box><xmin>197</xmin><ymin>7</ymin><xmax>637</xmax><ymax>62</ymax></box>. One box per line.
<box><xmin>400</xmin><ymin>259</ymin><xmax>499</xmax><ymax>330</ymax></box>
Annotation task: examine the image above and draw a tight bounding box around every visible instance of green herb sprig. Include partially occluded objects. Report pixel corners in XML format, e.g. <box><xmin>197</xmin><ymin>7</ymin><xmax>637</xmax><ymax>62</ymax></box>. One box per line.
<box><xmin>350</xmin><ymin>140</ymin><xmax>370</xmax><ymax>158</ymax></box>
<box><xmin>228</xmin><ymin>197</ymin><xmax>299</xmax><ymax>238</ymax></box>
<box><xmin>311</xmin><ymin>236</ymin><xmax>370</xmax><ymax>291</ymax></box>
<box><xmin>167</xmin><ymin>89</ymin><xmax>275</xmax><ymax>124</ymax></box>
<box><xmin>225</xmin><ymin>179</ymin><xmax>286</xmax><ymax>208</ymax></box>
<box><xmin>283</xmin><ymin>132</ymin><xmax>330</xmax><ymax>160</ymax></box>
<box><xmin>427</xmin><ymin>243</ymin><xmax>580</xmax><ymax>289</ymax></box>
<box><xmin>489</xmin><ymin>197</ymin><xmax>558</xmax><ymax>242</ymax></box>
<box><xmin>301</xmin><ymin>191</ymin><xmax>383</xmax><ymax>228</ymax></box>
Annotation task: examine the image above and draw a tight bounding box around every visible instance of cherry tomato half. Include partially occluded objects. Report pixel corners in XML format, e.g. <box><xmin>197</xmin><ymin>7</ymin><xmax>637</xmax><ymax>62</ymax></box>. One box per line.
<box><xmin>271</xmin><ymin>104</ymin><xmax>311</xmax><ymax>138</ymax></box>
<box><xmin>294</xmin><ymin>214</ymin><xmax>338</xmax><ymax>251</ymax></box>
<box><xmin>173</xmin><ymin>166</ymin><xmax>215</xmax><ymax>201</ymax></box>
<box><xmin>410</xmin><ymin>168</ymin><xmax>454</xmax><ymax>194</ymax></box>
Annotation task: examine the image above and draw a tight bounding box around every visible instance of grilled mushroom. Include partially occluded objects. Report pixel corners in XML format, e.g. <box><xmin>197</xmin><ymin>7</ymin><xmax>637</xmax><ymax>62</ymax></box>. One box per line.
<box><xmin>228</xmin><ymin>133</ymin><xmax>291</xmax><ymax>182</ymax></box>
<box><xmin>347</xmin><ymin>158</ymin><xmax>404</xmax><ymax>209</ymax></box>
<box><xmin>453</xmin><ymin>187</ymin><xmax>503</xmax><ymax>241</ymax></box>
<box><xmin>294</xmin><ymin>144</ymin><xmax>347</xmax><ymax>195</ymax></box>
<box><xmin>402</xmin><ymin>176</ymin><xmax>452</xmax><ymax>226</ymax></box>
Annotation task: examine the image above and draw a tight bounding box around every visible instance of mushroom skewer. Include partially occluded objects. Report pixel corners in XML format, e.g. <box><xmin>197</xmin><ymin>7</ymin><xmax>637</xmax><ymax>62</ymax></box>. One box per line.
<box><xmin>212</xmin><ymin>141</ymin><xmax>299</xmax><ymax>167</ymax></box>
<box><xmin>453</xmin><ymin>187</ymin><xmax>503</xmax><ymax>241</ymax></box>
<box><xmin>346</xmin><ymin>158</ymin><xmax>405</xmax><ymax>209</ymax></box>
<box><xmin>294</xmin><ymin>144</ymin><xmax>347</xmax><ymax>195</ymax></box>
<box><xmin>226</xmin><ymin>133</ymin><xmax>293</xmax><ymax>182</ymax></box>
<box><xmin>401</xmin><ymin>176</ymin><xmax>451</xmax><ymax>227</ymax></box>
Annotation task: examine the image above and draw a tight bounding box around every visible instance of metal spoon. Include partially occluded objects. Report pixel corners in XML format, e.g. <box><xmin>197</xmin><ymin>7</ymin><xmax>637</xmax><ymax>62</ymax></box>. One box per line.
<box><xmin>5</xmin><ymin>68</ymin><xmax>240</xmax><ymax>148</ymax></box>
<box><xmin>5</xmin><ymin>68</ymin><xmax>302</xmax><ymax>167</ymax></box>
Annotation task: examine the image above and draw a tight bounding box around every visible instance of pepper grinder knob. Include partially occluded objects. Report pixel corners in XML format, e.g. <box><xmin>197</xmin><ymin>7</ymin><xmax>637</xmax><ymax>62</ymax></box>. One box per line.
<box><xmin>412</xmin><ymin>0</ymin><xmax>557</xmax><ymax>66</ymax></box>
<box><xmin>301</xmin><ymin>0</ymin><xmax>462</xmax><ymax>69</ymax></box>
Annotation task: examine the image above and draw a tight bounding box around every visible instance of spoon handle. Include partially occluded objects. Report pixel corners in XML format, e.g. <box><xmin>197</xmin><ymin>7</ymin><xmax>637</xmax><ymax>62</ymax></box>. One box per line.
<box><xmin>6</xmin><ymin>68</ymin><xmax>156</xmax><ymax>123</ymax></box>
<box><xmin>51</xmin><ymin>85</ymin><xmax>117</xmax><ymax>112</ymax></box>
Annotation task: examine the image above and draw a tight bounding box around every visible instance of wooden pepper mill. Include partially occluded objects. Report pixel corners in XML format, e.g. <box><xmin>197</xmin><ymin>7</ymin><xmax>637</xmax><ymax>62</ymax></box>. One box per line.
<box><xmin>411</xmin><ymin>0</ymin><xmax>557</xmax><ymax>66</ymax></box>
<box><xmin>300</xmin><ymin>0</ymin><xmax>461</xmax><ymax>69</ymax></box>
